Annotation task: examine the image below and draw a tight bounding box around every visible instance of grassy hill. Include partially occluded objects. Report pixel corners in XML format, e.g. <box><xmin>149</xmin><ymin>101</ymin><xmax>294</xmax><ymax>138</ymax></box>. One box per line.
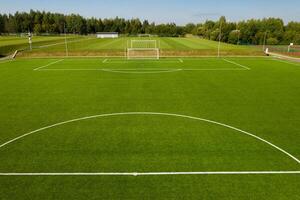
<box><xmin>0</xmin><ymin>35</ymin><xmax>264</xmax><ymax>57</ymax></box>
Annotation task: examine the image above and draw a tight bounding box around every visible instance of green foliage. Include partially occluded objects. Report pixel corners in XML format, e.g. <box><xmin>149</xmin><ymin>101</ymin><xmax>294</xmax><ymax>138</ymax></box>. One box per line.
<box><xmin>267</xmin><ymin>37</ymin><xmax>279</xmax><ymax>45</ymax></box>
<box><xmin>0</xmin><ymin>14</ymin><xmax>4</xmax><ymax>33</ymax></box>
<box><xmin>228</xmin><ymin>30</ymin><xmax>240</xmax><ymax>44</ymax></box>
<box><xmin>0</xmin><ymin>11</ymin><xmax>299</xmax><ymax>44</ymax></box>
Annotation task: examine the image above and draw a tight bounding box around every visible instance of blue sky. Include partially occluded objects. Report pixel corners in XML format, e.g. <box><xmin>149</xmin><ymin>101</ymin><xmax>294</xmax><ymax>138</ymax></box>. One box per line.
<box><xmin>0</xmin><ymin>0</ymin><xmax>299</xmax><ymax>24</ymax></box>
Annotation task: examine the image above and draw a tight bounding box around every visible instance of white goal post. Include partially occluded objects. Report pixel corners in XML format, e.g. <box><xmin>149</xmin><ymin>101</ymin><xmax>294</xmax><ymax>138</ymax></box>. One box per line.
<box><xmin>127</xmin><ymin>40</ymin><xmax>160</xmax><ymax>59</ymax></box>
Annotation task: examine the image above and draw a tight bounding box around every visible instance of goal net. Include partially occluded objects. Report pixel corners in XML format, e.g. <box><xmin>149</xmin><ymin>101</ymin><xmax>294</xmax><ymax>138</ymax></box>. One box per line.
<box><xmin>127</xmin><ymin>40</ymin><xmax>159</xmax><ymax>59</ymax></box>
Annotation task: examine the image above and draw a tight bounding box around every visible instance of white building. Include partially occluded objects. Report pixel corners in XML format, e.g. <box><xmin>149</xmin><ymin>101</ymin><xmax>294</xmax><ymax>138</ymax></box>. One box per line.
<box><xmin>96</xmin><ymin>32</ymin><xmax>119</xmax><ymax>39</ymax></box>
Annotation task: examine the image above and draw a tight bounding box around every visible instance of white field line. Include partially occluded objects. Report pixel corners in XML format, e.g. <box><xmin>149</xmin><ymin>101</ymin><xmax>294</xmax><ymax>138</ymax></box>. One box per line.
<box><xmin>1</xmin><ymin>112</ymin><xmax>299</xmax><ymax>164</ymax></box>
<box><xmin>37</xmin><ymin>37</ymin><xmax>94</xmax><ymax>49</ymax></box>
<box><xmin>102</xmin><ymin>59</ymin><xmax>108</xmax><ymax>63</ymax></box>
<box><xmin>178</xmin><ymin>58</ymin><xmax>184</xmax><ymax>63</ymax></box>
<box><xmin>20</xmin><ymin>55</ymin><xmax>269</xmax><ymax>59</ymax></box>
<box><xmin>1</xmin><ymin>171</ymin><xmax>300</xmax><ymax>176</ymax></box>
<box><xmin>104</xmin><ymin>60</ymin><xmax>181</xmax><ymax>64</ymax></box>
<box><xmin>21</xmin><ymin>56</ymin><xmax>126</xmax><ymax>59</ymax></box>
<box><xmin>268</xmin><ymin>52</ymin><xmax>300</xmax><ymax>61</ymax></box>
<box><xmin>42</xmin><ymin>68</ymin><xmax>177</xmax><ymax>71</ymax></box>
<box><xmin>99</xmin><ymin>68</ymin><xmax>245</xmax><ymax>71</ymax></box>
<box><xmin>182</xmin><ymin>68</ymin><xmax>246</xmax><ymax>71</ymax></box>
<box><xmin>101</xmin><ymin>69</ymin><xmax>182</xmax><ymax>74</ymax></box>
<box><xmin>33</xmin><ymin>59</ymin><xmax>64</xmax><ymax>71</ymax></box>
<box><xmin>37</xmin><ymin>68</ymin><xmax>183</xmax><ymax>74</ymax></box>
<box><xmin>273</xmin><ymin>58</ymin><xmax>300</xmax><ymax>66</ymax></box>
<box><xmin>36</xmin><ymin>68</ymin><xmax>247</xmax><ymax>73</ymax></box>
<box><xmin>222</xmin><ymin>58</ymin><xmax>251</xmax><ymax>70</ymax></box>
<box><xmin>163</xmin><ymin>56</ymin><xmax>268</xmax><ymax>58</ymax></box>
<box><xmin>36</xmin><ymin>68</ymin><xmax>245</xmax><ymax>74</ymax></box>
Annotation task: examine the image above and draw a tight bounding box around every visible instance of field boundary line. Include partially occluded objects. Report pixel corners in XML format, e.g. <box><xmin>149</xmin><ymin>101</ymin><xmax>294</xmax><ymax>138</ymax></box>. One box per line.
<box><xmin>33</xmin><ymin>59</ymin><xmax>64</xmax><ymax>71</ymax></box>
<box><xmin>222</xmin><ymin>58</ymin><xmax>251</xmax><ymax>70</ymax></box>
<box><xmin>1</xmin><ymin>171</ymin><xmax>300</xmax><ymax>176</ymax></box>
<box><xmin>162</xmin><ymin>56</ymin><xmax>267</xmax><ymax>58</ymax></box>
<box><xmin>16</xmin><ymin>56</ymin><xmax>269</xmax><ymax>59</ymax></box>
<box><xmin>1</xmin><ymin>112</ymin><xmax>299</xmax><ymax>164</ymax></box>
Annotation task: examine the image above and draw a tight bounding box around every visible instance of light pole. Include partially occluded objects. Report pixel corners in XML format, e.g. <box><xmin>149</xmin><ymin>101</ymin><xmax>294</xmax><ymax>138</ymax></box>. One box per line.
<box><xmin>217</xmin><ymin>21</ymin><xmax>222</xmax><ymax>58</ymax></box>
<box><xmin>28</xmin><ymin>30</ymin><xmax>32</xmax><ymax>51</ymax></box>
<box><xmin>263</xmin><ymin>31</ymin><xmax>268</xmax><ymax>52</ymax></box>
<box><xmin>64</xmin><ymin>23</ymin><xmax>69</xmax><ymax>57</ymax></box>
<box><xmin>236</xmin><ymin>23</ymin><xmax>240</xmax><ymax>45</ymax></box>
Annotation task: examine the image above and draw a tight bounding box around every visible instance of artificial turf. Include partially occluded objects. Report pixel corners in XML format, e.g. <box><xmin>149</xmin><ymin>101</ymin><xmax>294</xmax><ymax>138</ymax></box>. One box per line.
<box><xmin>0</xmin><ymin>57</ymin><xmax>299</xmax><ymax>199</ymax></box>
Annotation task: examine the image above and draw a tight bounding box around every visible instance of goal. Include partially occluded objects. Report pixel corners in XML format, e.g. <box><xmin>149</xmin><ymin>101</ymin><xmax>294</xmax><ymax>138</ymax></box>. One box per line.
<box><xmin>127</xmin><ymin>40</ymin><xmax>160</xmax><ymax>59</ymax></box>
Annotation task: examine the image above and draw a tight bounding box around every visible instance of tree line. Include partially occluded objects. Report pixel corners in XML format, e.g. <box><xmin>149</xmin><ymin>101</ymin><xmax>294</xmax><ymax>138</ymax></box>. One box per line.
<box><xmin>0</xmin><ymin>10</ymin><xmax>299</xmax><ymax>45</ymax></box>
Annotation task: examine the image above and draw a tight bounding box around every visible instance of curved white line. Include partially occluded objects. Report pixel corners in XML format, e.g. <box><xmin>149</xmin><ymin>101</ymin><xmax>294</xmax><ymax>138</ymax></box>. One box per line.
<box><xmin>1</xmin><ymin>171</ymin><xmax>300</xmax><ymax>176</ymax></box>
<box><xmin>101</xmin><ymin>69</ymin><xmax>182</xmax><ymax>74</ymax></box>
<box><xmin>1</xmin><ymin>112</ymin><xmax>299</xmax><ymax>164</ymax></box>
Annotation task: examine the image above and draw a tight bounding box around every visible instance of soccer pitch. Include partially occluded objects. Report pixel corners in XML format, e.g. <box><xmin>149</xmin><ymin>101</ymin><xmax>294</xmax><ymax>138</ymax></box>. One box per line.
<box><xmin>0</xmin><ymin>56</ymin><xmax>300</xmax><ymax>199</ymax></box>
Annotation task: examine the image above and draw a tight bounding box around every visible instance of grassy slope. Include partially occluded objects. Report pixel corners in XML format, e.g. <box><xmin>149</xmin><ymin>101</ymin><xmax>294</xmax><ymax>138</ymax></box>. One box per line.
<box><xmin>1</xmin><ymin>36</ymin><xmax>263</xmax><ymax>57</ymax></box>
<box><xmin>0</xmin><ymin>58</ymin><xmax>299</xmax><ymax>199</ymax></box>
<box><xmin>0</xmin><ymin>35</ymin><xmax>85</xmax><ymax>56</ymax></box>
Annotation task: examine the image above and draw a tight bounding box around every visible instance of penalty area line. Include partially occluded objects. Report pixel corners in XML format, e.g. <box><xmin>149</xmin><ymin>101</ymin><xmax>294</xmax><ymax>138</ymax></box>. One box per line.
<box><xmin>33</xmin><ymin>59</ymin><xmax>64</xmax><ymax>71</ymax></box>
<box><xmin>36</xmin><ymin>68</ymin><xmax>248</xmax><ymax>72</ymax></box>
<box><xmin>1</xmin><ymin>171</ymin><xmax>300</xmax><ymax>176</ymax></box>
<box><xmin>222</xmin><ymin>58</ymin><xmax>251</xmax><ymax>70</ymax></box>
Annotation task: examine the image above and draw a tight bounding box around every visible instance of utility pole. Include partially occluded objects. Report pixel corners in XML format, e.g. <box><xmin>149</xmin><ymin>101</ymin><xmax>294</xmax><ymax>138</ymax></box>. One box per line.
<box><xmin>28</xmin><ymin>30</ymin><xmax>32</xmax><ymax>51</ymax></box>
<box><xmin>64</xmin><ymin>23</ymin><xmax>69</xmax><ymax>57</ymax></box>
<box><xmin>263</xmin><ymin>31</ymin><xmax>268</xmax><ymax>52</ymax></box>
<box><xmin>217</xmin><ymin>21</ymin><xmax>222</xmax><ymax>58</ymax></box>
<box><xmin>236</xmin><ymin>23</ymin><xmax>240</xmax><ymax>45</ymax></box>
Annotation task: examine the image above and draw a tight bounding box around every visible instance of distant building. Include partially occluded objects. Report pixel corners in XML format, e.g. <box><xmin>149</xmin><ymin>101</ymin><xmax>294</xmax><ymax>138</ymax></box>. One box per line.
<box><xmin>96</xmin><ymin>32</ymin><xmax>119</xmax><ymax>39</ymax></box>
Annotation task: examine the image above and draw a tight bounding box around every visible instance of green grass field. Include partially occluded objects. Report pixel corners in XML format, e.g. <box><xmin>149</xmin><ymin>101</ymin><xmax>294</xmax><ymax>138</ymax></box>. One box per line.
<box><xmin>0</xmin><ymin>56</ymin><xmax>300</xmax><ymax>199</ymax></box>
<box><xmin>0</xmin><ymin>35</ymin><xmax>87</xmax><ymax>57</ymax></box>
<box><xmin>0</xmin><ymin>35</ymin><xmax>263</xmax><ymax>57</ymax></box>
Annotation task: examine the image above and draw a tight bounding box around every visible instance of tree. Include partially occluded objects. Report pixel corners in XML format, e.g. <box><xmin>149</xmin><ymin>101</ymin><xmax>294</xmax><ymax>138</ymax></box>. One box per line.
<box><xmin>0</xmin><ymin>14</ymin><xmax>4</xmax><ymax>33</ymax></box>
<box><xmin>267</xmin><ymin>37</ymin><xmax>279</xmax><ymax>45</ymax></box>
<box><xmin>142</xmin><ymin>20</ymin><xmax>149</xmax><ymax>34</ymax></box>
<box><xmin>33</xmin><ymin>24</ymin><xmax>42</xmax><ymax>34</ymax></box>
<box><xmin>184</xmin><ymin>23</ymin><xmax>196</xmax><ymax>35</ymax></box>
<box><xmin>6</xmin><ymin>14</ymin><xmax>17</xmax><ymax>33</ymax></box>
<box><xmin>130</xmin><ymin>18</ymin><xmax>142</xmax><ymax>35</ymax></box>
<box><xmin>228</xmin><ymin>30</ymin><xmax>240</xmax><ymax>44</ymax></box>
<box><xmin>0</xmin><ymin>10</ymin><xmax>299</xmax><ymax>45</ymax></box>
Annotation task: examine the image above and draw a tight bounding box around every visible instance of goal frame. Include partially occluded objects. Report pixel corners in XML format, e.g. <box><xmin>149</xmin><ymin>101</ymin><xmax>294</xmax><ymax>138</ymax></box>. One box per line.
<box><xmin>127</xmin><ymin>40</ymin><xmax>160</xmax><ymax>60</ymax></box>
